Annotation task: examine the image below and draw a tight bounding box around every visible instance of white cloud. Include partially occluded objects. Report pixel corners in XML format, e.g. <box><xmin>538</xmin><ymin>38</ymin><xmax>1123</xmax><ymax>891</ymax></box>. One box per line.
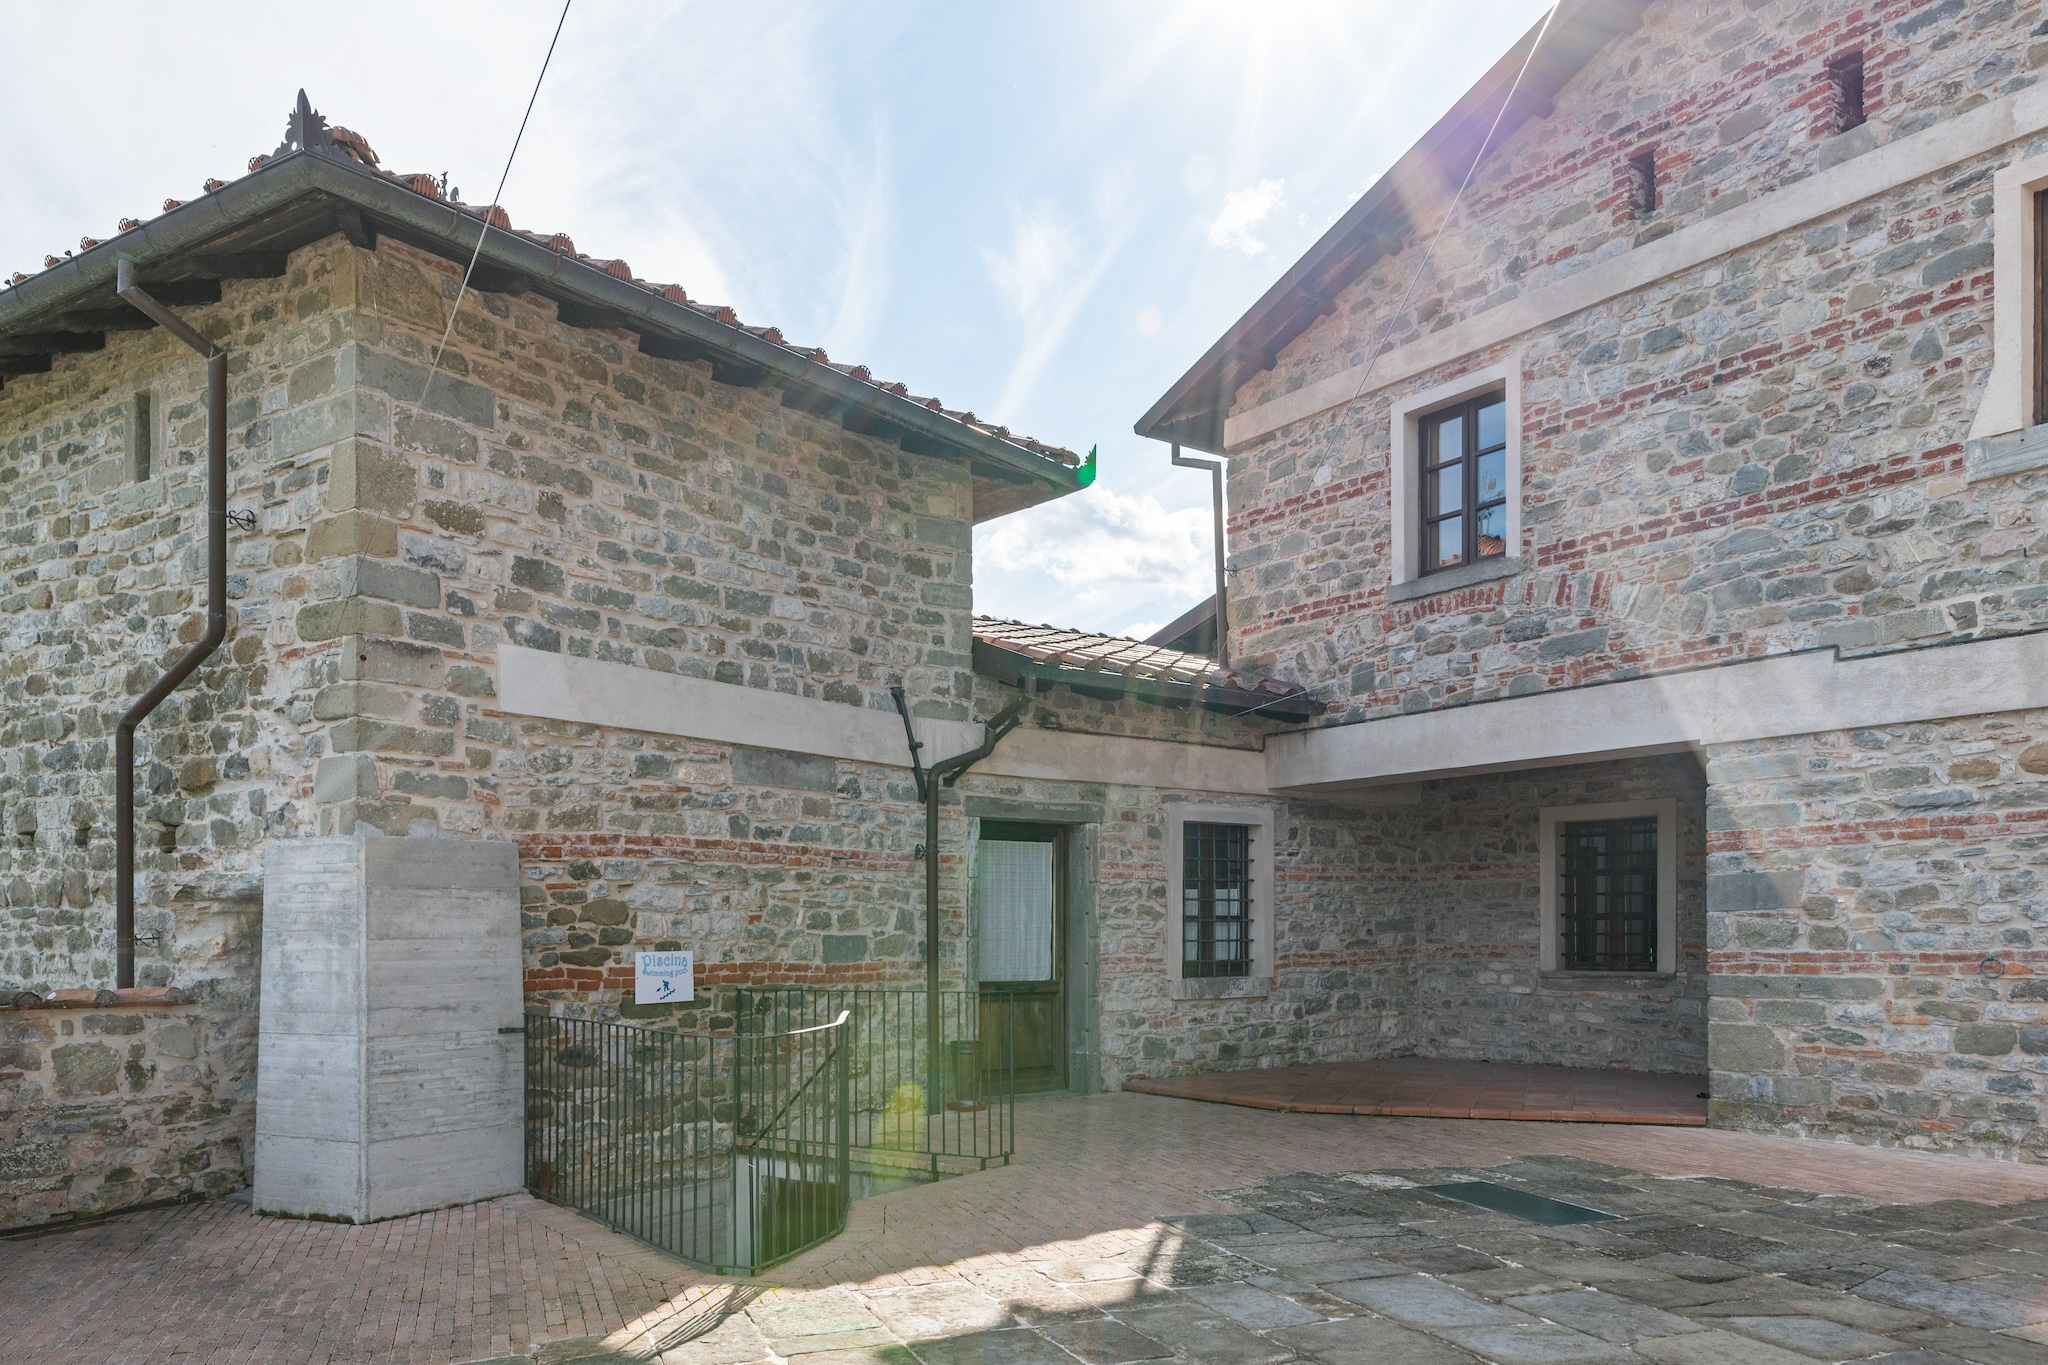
<box><xmin>981</xmin><ymin>183</ymin><xmax>1141</xmax><ymax>421</ymax></box>
<box><xmin>1206</xmin><ymin>178</ymin><xmax>1285</xmax><ymax>255</ymax></box>
<box><xmin>976</xmin><ymin>486</ymin><xmax>1215</xmax><ymax>636</ymax></box>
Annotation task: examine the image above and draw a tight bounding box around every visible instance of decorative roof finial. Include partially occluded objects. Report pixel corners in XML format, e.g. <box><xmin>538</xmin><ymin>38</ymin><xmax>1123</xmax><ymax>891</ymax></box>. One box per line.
<box><xmin>274</xmin><ymin>89</ymin><xmax>339</xmax><ymax>159</ymax></box>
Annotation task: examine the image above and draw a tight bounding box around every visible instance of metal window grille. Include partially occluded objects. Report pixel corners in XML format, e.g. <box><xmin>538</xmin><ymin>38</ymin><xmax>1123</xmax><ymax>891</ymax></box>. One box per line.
<box><xmin>1183</xmin><ymin>821</ymin><xmax>1251</xmax><ymax>978</ymax></box>
<box><xmin>1558</xmin><ymin>816</ymin><xmax>1658</xmax><ymax>972</ymax></box>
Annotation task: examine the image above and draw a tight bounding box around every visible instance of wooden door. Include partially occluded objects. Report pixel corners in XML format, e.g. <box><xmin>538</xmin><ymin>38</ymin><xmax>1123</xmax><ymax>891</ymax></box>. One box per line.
<box><xmin>973</xmin><ymin>821</ymin><xmax>1067</xmax><ymax>1094</ymax></box>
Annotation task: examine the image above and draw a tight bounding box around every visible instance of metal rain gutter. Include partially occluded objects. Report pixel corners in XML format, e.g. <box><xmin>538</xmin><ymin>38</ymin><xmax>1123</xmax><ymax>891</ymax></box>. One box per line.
<box><xmin>1171</xmin><ymin>443</ymin><xmax>1230</xmax><ymax>666</ymax></box>
<box><xmin>112</xmin><ymin>258</ymin><xmax>228</xmax><ymax>990</ymax></box>
<box><xmin>917</xmin><ymin>693</ymin><xmax>1029</xmax><ymax>1114</ymax></box>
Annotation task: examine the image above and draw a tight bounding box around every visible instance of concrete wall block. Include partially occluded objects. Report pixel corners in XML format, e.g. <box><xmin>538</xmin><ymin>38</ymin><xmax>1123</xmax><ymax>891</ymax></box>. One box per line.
<box><xmin>256</xmin><ymin>834</ymin><xmax>522</xmax><ymax>1223</ymax></box>
<box><xmin>363</xmin><ymin>1125</ymin><xmax>522</xmax><ymax>1224</ymax></box>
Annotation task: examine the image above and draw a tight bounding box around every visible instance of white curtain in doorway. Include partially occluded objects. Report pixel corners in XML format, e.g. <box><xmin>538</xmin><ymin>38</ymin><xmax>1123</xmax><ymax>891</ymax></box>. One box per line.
<box><xmin>974</xmin><ymin>840</ymin><xmax>1055</xmax><ymax>982</ymax></box>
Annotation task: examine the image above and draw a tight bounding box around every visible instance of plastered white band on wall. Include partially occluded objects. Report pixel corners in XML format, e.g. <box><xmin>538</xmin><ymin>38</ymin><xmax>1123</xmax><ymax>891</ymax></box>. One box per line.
<box><xmin>1267</xmin><ymin>630</ymin><xmax>2048</xmax><ymax>791</ymax></box>
<box><xmin>496</xmin><ymin>644</ymin><xmax>1272</xmax><ymax>795</ymax></box>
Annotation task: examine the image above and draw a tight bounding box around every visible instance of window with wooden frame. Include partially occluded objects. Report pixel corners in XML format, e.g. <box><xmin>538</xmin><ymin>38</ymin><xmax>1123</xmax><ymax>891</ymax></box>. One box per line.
<box><xmin>1419</xmin><ymin>392</ymin><xmax>1509</xmax><ymax>574</ymax></box>
<box><xmin>1557</xmin><ymin>816</ymin><xmax>1659</xmax><ymax>972</ymax></box>
<box><xmin>1182</xmin><ymin>821</ymin><xmax>1251</xmax><ymax>978</ymax></box>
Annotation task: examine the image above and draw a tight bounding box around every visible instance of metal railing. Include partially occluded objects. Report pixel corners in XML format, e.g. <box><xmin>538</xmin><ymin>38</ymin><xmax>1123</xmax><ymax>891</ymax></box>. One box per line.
<box><xmin>524</xmin><ymin>1007</ymin><xmax>850</xmax><ymax>1276</ymax></box>
<box><xmin>736</xmin><ymin>987</ymin><xmax>1016</xmax><ymax>1171</ymax></box>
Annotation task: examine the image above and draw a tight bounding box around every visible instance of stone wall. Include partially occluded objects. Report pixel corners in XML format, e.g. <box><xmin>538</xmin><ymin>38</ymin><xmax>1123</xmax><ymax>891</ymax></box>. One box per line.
<box><xmin>285</xmin><ymin>236</ymin><xmax>998</xmax><ymax>1004</ymax></box>
<box><xmin>1399</xmin><ymin>756</ymin><xmax>1709</xmax><ymax>1073</ymax></box>
<box><xmin>1075</xmin><ymin>755</ymin><xmax>1710</xmax><ymax>1089</ymax></box>
<box><xmin>0</xmin><ymin>238</ymin><xmax>365</xmax><ymax>993</ymax></box>
<box><xmin>1224</xmin><ymin>0</ymin><xmax>2048</xmax><ymax>717</ymax></box>
<box><xmin>1705</xmin><ymin>706</ymin><xmax>2048</xmax><ymax>1159</ymax></box>
<box><xmin>0</xmin><ymin>991</ymin><xmax>255</xmax><ymax>1230</ymax></box>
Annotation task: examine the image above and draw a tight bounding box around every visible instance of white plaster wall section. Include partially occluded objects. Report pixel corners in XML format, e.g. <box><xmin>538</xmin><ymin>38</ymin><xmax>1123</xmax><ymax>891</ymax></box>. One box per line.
<box><xmin>990</xmin><ymin>726</ymin><xmax>1268</xmax><ymax>796</ymax></box>
<box><xmin>498</xmin><ymin>644</ymin><xmax>1273</xmax><ymax>794</ymax></box>
<box><xmin>1386</xmin><ymin>359</ymin><xmax>1523</xmax><ymax>588</ymax></box>
<box><xmin>498</xmin><ymin>643</ymin><xmax>983</xmax><ymax>767</ymax></box>
<box><xmin>1225</xmin><ymin>81</ymin><xmax>2048</xmax><ymax>451</ymax></box>
<box><xmin>1268</xmin><ymin>631</ymin><xmax>2048</xmax><ymax>790</ymax></box>
<box><xmin>1537</xmin><ymin>797</ymin><xmax>1679</xmax><ymax>976</ymax></box>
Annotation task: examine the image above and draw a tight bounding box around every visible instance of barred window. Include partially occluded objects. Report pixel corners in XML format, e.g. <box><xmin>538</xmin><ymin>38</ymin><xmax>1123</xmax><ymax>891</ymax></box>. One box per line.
<box><xmin>1558</xmin><ymin>817</ymin><xmax>1658</xmax><ymax>972</ymax></box>
<box><xmin>1183</xmin><ymin>822</ymin><xmax>1251</xmax><ymax>978</ymax></box>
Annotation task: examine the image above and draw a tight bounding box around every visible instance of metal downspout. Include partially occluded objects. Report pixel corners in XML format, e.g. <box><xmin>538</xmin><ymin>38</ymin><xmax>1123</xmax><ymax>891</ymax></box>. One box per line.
<box><xmin>915</xmin><ymin>693</ymin><xmax>1029</xmax><ymax>1114</ymax></box>
<box><xmin>1170</xmin><ymin>443</ymin><xmax>1230</xmax><ymax>666</ymax></box>
<box><xmin>113</xmin><ymin>259</ymin><xmax>230</xmax><ymax>990</ymax></box>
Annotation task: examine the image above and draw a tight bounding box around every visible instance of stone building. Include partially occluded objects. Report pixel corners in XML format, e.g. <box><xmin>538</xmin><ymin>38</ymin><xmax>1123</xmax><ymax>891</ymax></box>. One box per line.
<box><xmin>0</xmin><ymin>94</ymin><xmax>1318</xmax><ymax>1228</ymax></box>
<box><xmin>9</xmin><ymin>0</ymin><xmax>2048</xmax><ymax>1231</ymax></box>
<box><xmin>1141</xmin><ymin>0</ymin><xmax>2048</xmax><ymax>1162</ymax></box>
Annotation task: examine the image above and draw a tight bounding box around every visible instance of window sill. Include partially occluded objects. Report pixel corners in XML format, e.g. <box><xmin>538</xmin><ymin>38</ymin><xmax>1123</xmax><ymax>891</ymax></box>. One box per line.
<box><xmin>1387</xmin><ymin>555</ymin><xmax>1525</xmax><ymax>604</ymax></box>
<box><xmin>1540</xmin><ymin>970</ymin><xmax>1676</xmax><ymax>993</ymax></box>
<box><xmin>1171</xmin><ymin>975</ymin><xmax>1271</xmax><ymax>1001</ymax></box>
<box><xmin>1965</xmin><ymin>423</ymin><xmax>2048</xmax><ymax>483</ymax></box>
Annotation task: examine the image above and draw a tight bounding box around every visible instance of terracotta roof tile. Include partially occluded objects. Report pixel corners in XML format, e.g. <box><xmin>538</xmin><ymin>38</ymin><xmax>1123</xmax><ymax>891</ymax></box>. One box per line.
<box><xmin>4</xmin><ymin>90</ymin><xmax>1083</xmax><ymax>480</ymax></box>
<box><xmin>973</xmin><ymin>616</ymin><xmax>1321</xmax><ymax>713</ymax></box>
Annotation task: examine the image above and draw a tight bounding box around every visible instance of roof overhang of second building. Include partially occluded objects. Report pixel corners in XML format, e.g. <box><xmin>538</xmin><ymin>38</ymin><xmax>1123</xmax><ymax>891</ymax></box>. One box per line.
<box><xmin>1134</xmin><ymin>0</ymin><xmax>1649</xmax><ymax>454</ymax></box>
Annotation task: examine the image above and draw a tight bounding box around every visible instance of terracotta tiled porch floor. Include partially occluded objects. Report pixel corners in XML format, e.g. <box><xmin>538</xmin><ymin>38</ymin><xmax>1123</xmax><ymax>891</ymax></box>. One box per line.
<box><xmin>1122</xmin><ymin>1058</ymin><xmax>1710</xmax><ymax>1124</ymax></box>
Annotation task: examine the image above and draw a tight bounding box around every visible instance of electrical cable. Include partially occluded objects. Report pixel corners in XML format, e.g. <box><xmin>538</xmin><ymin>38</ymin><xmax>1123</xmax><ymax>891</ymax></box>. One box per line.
<box><xmin>1339</xmin><ymin>1</ymin><xmax>1559</xmax><ymax>415</ymax></box>
<box><xmin>421</xmin><ymin>0</ymin><xmax>574</xmax><ymax>407</ymax></box>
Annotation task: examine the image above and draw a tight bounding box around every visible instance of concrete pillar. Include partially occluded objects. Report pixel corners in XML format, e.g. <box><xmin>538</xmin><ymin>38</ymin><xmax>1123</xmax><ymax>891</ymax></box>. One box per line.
<box><xmin>255</xmin><ymin>833</ymin><xmax>523</xmax><ymax>1222</ymax></box>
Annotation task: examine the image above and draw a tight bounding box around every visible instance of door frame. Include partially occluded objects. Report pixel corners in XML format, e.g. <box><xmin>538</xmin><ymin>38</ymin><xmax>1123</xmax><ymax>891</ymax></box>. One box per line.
<box><xmin>974</xmin><ymin>819</ymin><xmax>1067</xmax><ymax>1094</ymax></box>
<box><xmin>964</xmin><ymin>797</ymin><xmax>1102</xmax><ymax>1094</ymax></box>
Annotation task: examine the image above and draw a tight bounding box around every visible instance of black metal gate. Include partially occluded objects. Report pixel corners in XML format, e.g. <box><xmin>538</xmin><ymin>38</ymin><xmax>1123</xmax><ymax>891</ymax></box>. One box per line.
<box><xmin>736</xmin><ymin>987</ymin><xmax>1017</xmax><ymax>1171</ymax></box>
<box><xmin>523</xmin><ymin>1008</ymin><xmax>851</xmax><ymax>1275</ymax></box>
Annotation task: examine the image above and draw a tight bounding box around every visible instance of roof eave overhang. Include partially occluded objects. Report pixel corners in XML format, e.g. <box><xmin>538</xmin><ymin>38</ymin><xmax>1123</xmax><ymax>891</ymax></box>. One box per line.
<box><xmin>0</xmin><ymin>152</ymin><xmax>1080</xmax><ymax>522</ymax></box>
<box><xmin>972</xmin><ymin>640</ymin><xmax>1324</xmax><ymax>724</ymax></box>
<box><xmin>1134</xmin><ymin>0</ymin><xmax>1648</xmax><ymax>455</ymax></box>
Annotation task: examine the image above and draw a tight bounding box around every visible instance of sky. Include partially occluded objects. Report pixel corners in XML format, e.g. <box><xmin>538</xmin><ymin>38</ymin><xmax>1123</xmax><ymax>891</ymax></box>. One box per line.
<box><xmin>2</xmin><ymin>0</ymin><xmax>1552</xmax><ymax>640</ymax></box>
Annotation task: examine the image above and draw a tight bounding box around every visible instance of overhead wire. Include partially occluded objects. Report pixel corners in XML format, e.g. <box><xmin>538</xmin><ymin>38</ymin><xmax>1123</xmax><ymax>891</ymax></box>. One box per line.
<box><xmin>1232</xmin><ymin>4</ymin><xmax>1559</xmax><ymax>727</ymax></box>
<box><xmin>1338</xmin><ymin>1</ymin><xmax>1560</xmax><ymax>417</ymax></box>
<box><xmin>421</xmin><ymin>0</ymin><xmax>575</xmax><ymax>408</ymax></box>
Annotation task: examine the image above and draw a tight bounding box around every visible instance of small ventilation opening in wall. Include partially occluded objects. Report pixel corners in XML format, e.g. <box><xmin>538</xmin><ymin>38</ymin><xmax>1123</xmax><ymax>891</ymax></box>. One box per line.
<box><xmin>1625</xmin><ymin>149</ymin><xmax>1656</xmax><ymax>218</ymax></box>
<box><xmin>1826</xmin><ymin>50</ymin><xmax>1866</xmax><ymax>134</ymax></box>
<box><xmin>131</xmin><ymin>391</ymin><xmax>153</xmax><ymax>482</ymax></box>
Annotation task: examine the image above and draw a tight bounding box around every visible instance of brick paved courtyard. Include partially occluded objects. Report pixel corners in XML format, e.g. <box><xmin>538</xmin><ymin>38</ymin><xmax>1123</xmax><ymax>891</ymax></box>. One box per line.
<box><xmin>10</xmin><ymin>1093</ymin><xmax>2048</xmax><ymax>1364</ymax></box>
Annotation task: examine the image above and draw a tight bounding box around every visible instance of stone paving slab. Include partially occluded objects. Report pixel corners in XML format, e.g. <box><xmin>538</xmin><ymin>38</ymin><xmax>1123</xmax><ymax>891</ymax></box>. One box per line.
<box><xmin>13</xmin><ymin>1094</ymin><xmax>2048</xmax><ymax>1363</ymax></box>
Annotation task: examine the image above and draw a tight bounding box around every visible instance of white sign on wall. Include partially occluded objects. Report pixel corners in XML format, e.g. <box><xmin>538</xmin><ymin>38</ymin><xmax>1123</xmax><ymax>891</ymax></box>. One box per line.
<box><xmin>634</xmin><ymin>951</ymin><xmax>694</xmax><ymax>1005</ymax></box>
